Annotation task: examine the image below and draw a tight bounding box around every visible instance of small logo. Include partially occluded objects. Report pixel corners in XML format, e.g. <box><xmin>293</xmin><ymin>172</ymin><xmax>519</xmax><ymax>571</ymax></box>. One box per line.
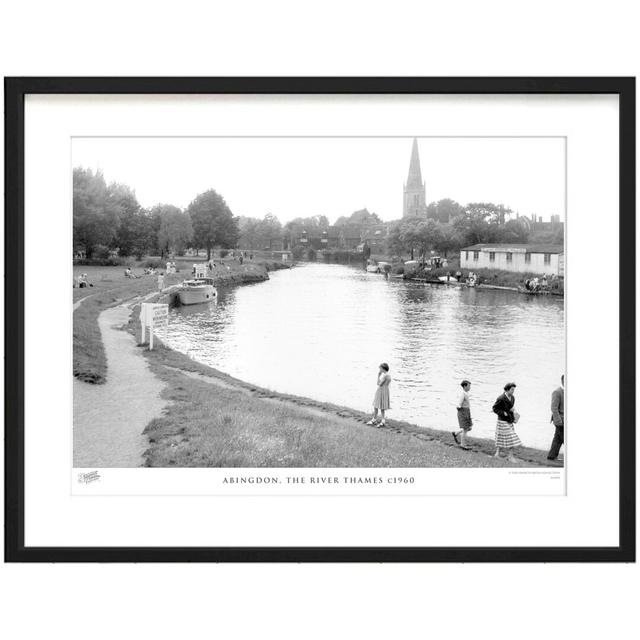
<box><xmin>78</xmin><ymin>470</ymin><xmax>101</xmax><ymax>484</ymax></box>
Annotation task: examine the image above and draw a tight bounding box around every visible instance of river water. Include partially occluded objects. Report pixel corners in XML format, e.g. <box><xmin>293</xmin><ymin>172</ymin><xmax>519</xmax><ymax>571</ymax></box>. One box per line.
<box><xmin>166</xmin><ymin>262</ymin><xmax>565</xmax><ymax>450</ymax></box>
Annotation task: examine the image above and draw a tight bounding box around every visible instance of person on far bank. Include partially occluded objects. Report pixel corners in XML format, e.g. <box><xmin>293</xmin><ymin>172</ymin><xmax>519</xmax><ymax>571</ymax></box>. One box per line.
<box><xmin>452</xmin><ymin>380</ymin><xmax>473</xmax><ymax>449</ymax></box>
<box><xmin>157</xmin><ymin>272</ymin><xmax>165</xmax><ymax>292</ymax></box>
<box><xmin>547</xmin><ymin>375</ymin><xmax>565</xmax><ymax>460</ymax></box>
<box><xmin>492</xmin><ymin>382</ymin><xmax>521</xmax><ymax>462</ymax></box>
<box><xmin>366</xmin><ymin>363</ymin><xmax>391</xmax><ymax>426</ymax></box>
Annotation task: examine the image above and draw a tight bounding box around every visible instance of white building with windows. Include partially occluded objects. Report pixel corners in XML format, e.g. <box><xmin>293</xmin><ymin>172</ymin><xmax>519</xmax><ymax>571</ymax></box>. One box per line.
<box><xmin>460</xmin><ymin>244</ymin><xmax>564</xmax><ymax>276</ymax></box>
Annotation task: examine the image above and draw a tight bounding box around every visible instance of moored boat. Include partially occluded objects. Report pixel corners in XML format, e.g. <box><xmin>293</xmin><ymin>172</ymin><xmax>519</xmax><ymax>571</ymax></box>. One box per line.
<box><xmin>517</xmin><ymin>285</ymin><xmax>550</xmax><ymax>295</ymax></box>
<box><xmin>178</xmin><ymin>278</ymin><xmax>218</xmax><ymax>305</ymax></box>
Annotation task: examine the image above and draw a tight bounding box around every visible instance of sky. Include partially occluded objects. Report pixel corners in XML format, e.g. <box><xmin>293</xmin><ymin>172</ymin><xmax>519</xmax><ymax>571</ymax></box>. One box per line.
<box><xmin>72</xmin><ymin>137</ymin><xmax>565</xmax><ymax>224</ymax></box>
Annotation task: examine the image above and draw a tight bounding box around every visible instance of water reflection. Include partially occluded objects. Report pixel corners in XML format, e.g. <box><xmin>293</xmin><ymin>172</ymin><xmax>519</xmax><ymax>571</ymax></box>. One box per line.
<box><xmin>166</xmin><ymin>263</ymin><xmax>565</xmax><ymax>449</ymax></box>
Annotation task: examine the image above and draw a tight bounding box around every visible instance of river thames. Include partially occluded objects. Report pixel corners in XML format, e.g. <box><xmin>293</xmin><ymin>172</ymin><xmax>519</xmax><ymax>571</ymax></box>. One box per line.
<box><xmin>166</xmin><ymin>262</ymin><xmax>565</xmax><ymax>450</ymax></box>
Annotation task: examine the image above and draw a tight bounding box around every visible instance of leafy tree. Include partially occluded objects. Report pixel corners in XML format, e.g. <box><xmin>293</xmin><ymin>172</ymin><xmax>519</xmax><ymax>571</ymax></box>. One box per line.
<box><xmin>451</xmin><ymin>202</ymin><xmax>511</xmax><ymax>246</ymax></box>
<box><xmin>153</xmin><ymin>204</ymin><xmax>193</xmax><ymax>256</ymax></box>
<box><xmin>285</xmin><ymin>215</ymin><xmax>330</xmax><ymax>232</ymax></box>
<box><xmin>433</xmin><ymin>223</ymin><xmax>463</xmax><ymax>257</ymax></box>
<box><xmin>386</xmin><ymin>221</ymin><xmax>406</xmax><ymax>257</ymax></box>
<box><xmin>111</xmin><ymin>183</ymin><xmax>144</xmax><ymax>257</ymax></box>
<box><xmin>387</xmin><ymin>218</ymin><xmax>463</xmax><ymax>260</ymax></box>
<box><xmin>414</xmin><ymin>219</ymin><xmax>443</xmax><ymax>262</ymax></box>
<box><xmin>465</xmin><ymin>202</ymin><xmax>513</xmax><ymax>225</ymax></box>
<box><xmin>426</xmin><ymin>198</ymin><xmax>465</xmax><ymax>224</ymax></box>
<box><xmin>188</xmin><ymin>189</ymin><xmax>239</xmax><ymax>260</ymax></box>
<box><xmin>552</xmin><ymin>226</ymin><xmax>564</xmax><ymax>245</ymax></box>
<box><xmin>238</xmin><ymin>213</ymin><xmax>283</xmax><ymax>250</ymax></box>
<box><xmin>530</xmin><ymin>225</ymin><xmax>564</xmax><ymax>245</ymax></box>
<box><xmin>399</xmin><ymin>218</ymin><xmax>423</xmax><ymax>260</ymax></box>
<box><xmin>256</xmin><ymin>213</ymin><xmax>283</xmax><ymax>249</ymax></box>
<box><xmin>334</xmin><ymin>208</ymin><xmax>380</xmax><ymax>226</ymax></box>
<box><xmin>73</xmin><ymin>168</ymin><xmax>121</xmax><ymax>259</ymax></box>
<box><xmin>238</xmin><ymin>216</ymin><xmax>262</xmax><ymax>250</ymax></box>
<box><xmin>500</xmin><ymin>218</ymin><xmax>530</xmax><ymax>244</ymax></box>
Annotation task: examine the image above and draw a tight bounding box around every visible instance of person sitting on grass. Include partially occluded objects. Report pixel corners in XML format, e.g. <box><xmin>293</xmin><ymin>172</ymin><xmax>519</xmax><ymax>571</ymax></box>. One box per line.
<box><xmin>366</xmin><ymin>362</ymin><xmax>391</xmax><ymax>427</ymax></box>
<box><xmin>452</xmin><ymin>379</ymin><xmax>473</xmax><ymax>449</ymax></box>
<box><xmin>77</xmin><ymin>273</ymin><xmax>93</xmax><ymax>288</ymax></box>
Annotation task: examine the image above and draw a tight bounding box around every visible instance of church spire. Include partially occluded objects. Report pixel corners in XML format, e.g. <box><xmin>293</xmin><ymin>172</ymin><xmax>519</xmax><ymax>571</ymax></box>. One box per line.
<box><xmin>406</xmin><ymin>137</ymin><xmax>423</xmax><ymax>189</ymax></box>
<box><xmin>403</xmin><ymin>138</ymin><xmax>427</xmax><ymax>218</ymax></box>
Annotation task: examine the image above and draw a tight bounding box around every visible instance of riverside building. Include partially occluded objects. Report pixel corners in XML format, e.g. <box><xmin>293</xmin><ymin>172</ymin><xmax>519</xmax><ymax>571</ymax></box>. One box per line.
<box><xmin>460</xmin><ymin>244</ymin><xmax>565</xmax><ymax>276</ymax></box>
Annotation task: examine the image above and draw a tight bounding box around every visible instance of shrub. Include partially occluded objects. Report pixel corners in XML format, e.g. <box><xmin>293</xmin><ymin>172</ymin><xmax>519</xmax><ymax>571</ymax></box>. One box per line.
<box><xmin>219</xmin><ymin>249</ymin><xmax>229</xmax><ymax>258</ymax></box>
<box><xmin>143</xmin><ymin>258</ymin><xmax>164</xmax><ymax>269</ymax></box>
<box><xmin>292</xmin><ymin>246</ymin><xmax>306</xmax><ymax>260</ymax></box>
<box><xmin>392</xmin><ymin>265</ymin><xmax>405</xmax><ymax>275</ymax></box>
<box><xmin>74</xmin><ymin>255</ymin><xmax>133</xmax><ymax>267</ymax></box>
<box><xmin>94</xmin><ymin>245</ymin><xmax>112</xmax><ymax>260</ymax></box>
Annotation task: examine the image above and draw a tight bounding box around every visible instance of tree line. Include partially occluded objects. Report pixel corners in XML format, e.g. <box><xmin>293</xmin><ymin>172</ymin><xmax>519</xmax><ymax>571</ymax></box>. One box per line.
<box><xmin>73</xmin><ymin>168</ymin><xmax>562</xmax><ymax>263</ymax></box>
<box><xmin>73</xmin><ymin>168</ymin><xmax>239</xmax><ymax>261</ymax></box>
<box><xmin>237</xmin><ymin>200</ymin><xmax>562</xmax><ymax>259</ymax></box>
<box><xmin>388</xmin><ymin>201</ymin><xmax>563</xmax><ymax>261</ymax></box>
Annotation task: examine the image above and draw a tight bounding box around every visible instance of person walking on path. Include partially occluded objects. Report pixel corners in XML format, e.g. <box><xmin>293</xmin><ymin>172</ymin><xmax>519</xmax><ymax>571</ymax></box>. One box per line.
<box><xmin>157</xmin><ymin>272</ymin><xmax>165</xmax><ymax>292</ymax></box>
<box><xmin>452</xmin><ymin>380</ymin><xmax>473</xmax><ymax>449</ymax></box>
<box><xmin>492</xmin><ymin>382</ymin><xmax>521</xmax><ymax>462</ymax></box>
<box><xmin>547</xmin><ymin>375</ymin><xmax>565</xmax><ymax>460</ymax></box>
<box><xmin>366</xmin><ymin>363</ymin><xmax>391</xmax><ymax>426</ymax></box>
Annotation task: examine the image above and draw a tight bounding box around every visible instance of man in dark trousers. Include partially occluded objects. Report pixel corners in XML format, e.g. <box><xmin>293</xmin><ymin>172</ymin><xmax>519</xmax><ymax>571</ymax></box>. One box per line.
<box><xmin>547</xmin><ymin>375</ymin><xmax>565</xmax><ymax>460</ymax></box>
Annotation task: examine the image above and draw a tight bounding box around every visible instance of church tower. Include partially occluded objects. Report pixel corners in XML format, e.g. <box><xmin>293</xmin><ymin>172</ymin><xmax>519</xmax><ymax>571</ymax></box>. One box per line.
<box><xmin>403</xmin><ymin>138</ymin><xmax>428</xmax><ymax>218</ymax></box>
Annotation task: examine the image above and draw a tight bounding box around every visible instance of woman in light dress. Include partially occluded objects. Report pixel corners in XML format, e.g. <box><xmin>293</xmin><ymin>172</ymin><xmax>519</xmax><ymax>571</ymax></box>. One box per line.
<box><xmin>492</xmin><ymin>382</ymin><xmax>521</xmax><ymax>462</ymax></box>
<box><xmin>366</xmin><ymin>363</ymin><xmax>391</xmax><ymax>426</ymax></box>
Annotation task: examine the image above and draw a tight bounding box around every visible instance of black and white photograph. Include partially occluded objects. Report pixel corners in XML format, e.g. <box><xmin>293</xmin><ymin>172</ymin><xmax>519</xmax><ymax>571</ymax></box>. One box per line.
<box><xmin>72</xmin><ymin>135</ymin><xmax>566</xmax><ymax>473</ymax></box>
<box><xmin>2</xmin><ymin>3</ymin><xmax>639</xmax><ymax>639</ymax></box>
<box><xmin>5</xmin><ymin>77</ymin><xmax>633</xmax><ymax>561</ymax></box>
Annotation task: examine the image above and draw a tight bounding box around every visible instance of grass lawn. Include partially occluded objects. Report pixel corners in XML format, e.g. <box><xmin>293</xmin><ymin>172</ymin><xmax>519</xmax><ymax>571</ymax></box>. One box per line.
<box><xmin>73</xmin><ymin>266</ymin><xmax>182</xmax><ymax>383</ymax></box>
<box><xmin>72</xmin><ymin>257</ymin><xmax>285</xmax><ymax>384</ymax></box>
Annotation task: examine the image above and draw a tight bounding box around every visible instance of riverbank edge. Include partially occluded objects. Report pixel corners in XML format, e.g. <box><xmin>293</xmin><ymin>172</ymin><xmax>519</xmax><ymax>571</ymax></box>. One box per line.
<box><xmin>124</xmin><ymin>289</ymin><xmax>560</xmax><ymax>468</ymax></box>
<box><xmin>404</xmin><ymin>273</ymin><xmax>564</xmax><ymax>296</ymax></box>
<box><xmin>72</xmin><ymin>260</ymin><xmax>289</xmax><ymax>384</ymax></box>
<box><xmin>305</xmin><ymin>258</ymin><xmax>564</xmax><ymax>297</ymax></box>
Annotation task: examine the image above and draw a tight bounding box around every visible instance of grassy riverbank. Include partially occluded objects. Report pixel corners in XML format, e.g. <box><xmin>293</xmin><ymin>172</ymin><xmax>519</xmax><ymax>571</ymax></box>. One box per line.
<box><xmin>122</xmin><ymin>302</ymin><xmax>558</xmax><ymax>468</ymax></box>
<box><xmin>73</xmin><ymin>267</ymin><xmax>179</xmax><ymax>383</ymax></box>
<box><xmin>73</xmin><ymin>257</ymin><xmax>283</xmax><ymax>383</ymax></box>
<box><xmin>348</xmin><ymin>252</ymin><xmax>564</xmax><ymax>294</ymax></box>
<box><xmin>75</xmin><ymin>260</ymin><xmax>560</xmax><ymax>468</ymax></box>
<box><xmin>406</xmin><ymin>263</ymin><xmax>564</xmax><ymax>294</ymax></box>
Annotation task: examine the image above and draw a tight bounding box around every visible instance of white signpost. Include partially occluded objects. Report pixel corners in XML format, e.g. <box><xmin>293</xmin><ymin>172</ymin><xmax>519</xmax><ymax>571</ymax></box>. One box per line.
<box><xmin>140</xmin><ymin>303</ymin><xmax>169</xmax><ymax>350</ymax></box>
<box><xmin>193</xmin><ymin>263</ymin><xmax>208</xmax><ymax>278</ymax></box>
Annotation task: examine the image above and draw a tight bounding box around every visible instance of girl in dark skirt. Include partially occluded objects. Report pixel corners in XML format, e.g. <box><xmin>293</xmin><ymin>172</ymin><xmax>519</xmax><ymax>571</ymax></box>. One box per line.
<box><xmin>366</xmin><ymin>363</ymin><xmax>391</xmax><ymax>426</ymax></box>
<box><xmin>492</xmin><ymin>382</ymin><xmax>521</xmax><ymax>462</ymax></box>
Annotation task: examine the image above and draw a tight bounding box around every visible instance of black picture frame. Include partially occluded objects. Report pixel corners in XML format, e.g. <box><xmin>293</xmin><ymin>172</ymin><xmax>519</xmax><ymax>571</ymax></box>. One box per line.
<box><xmin>4</xmin><ymin>77</ymin><xmax>636</xmax><ymax>563</ymax></box>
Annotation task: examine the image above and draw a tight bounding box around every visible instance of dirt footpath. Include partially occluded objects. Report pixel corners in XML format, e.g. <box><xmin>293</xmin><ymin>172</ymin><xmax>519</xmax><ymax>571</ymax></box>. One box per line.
<box><xmin>73</xmin><ymin>303</ymin><xmax>167</xmax><ymax>467</ymax></box>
